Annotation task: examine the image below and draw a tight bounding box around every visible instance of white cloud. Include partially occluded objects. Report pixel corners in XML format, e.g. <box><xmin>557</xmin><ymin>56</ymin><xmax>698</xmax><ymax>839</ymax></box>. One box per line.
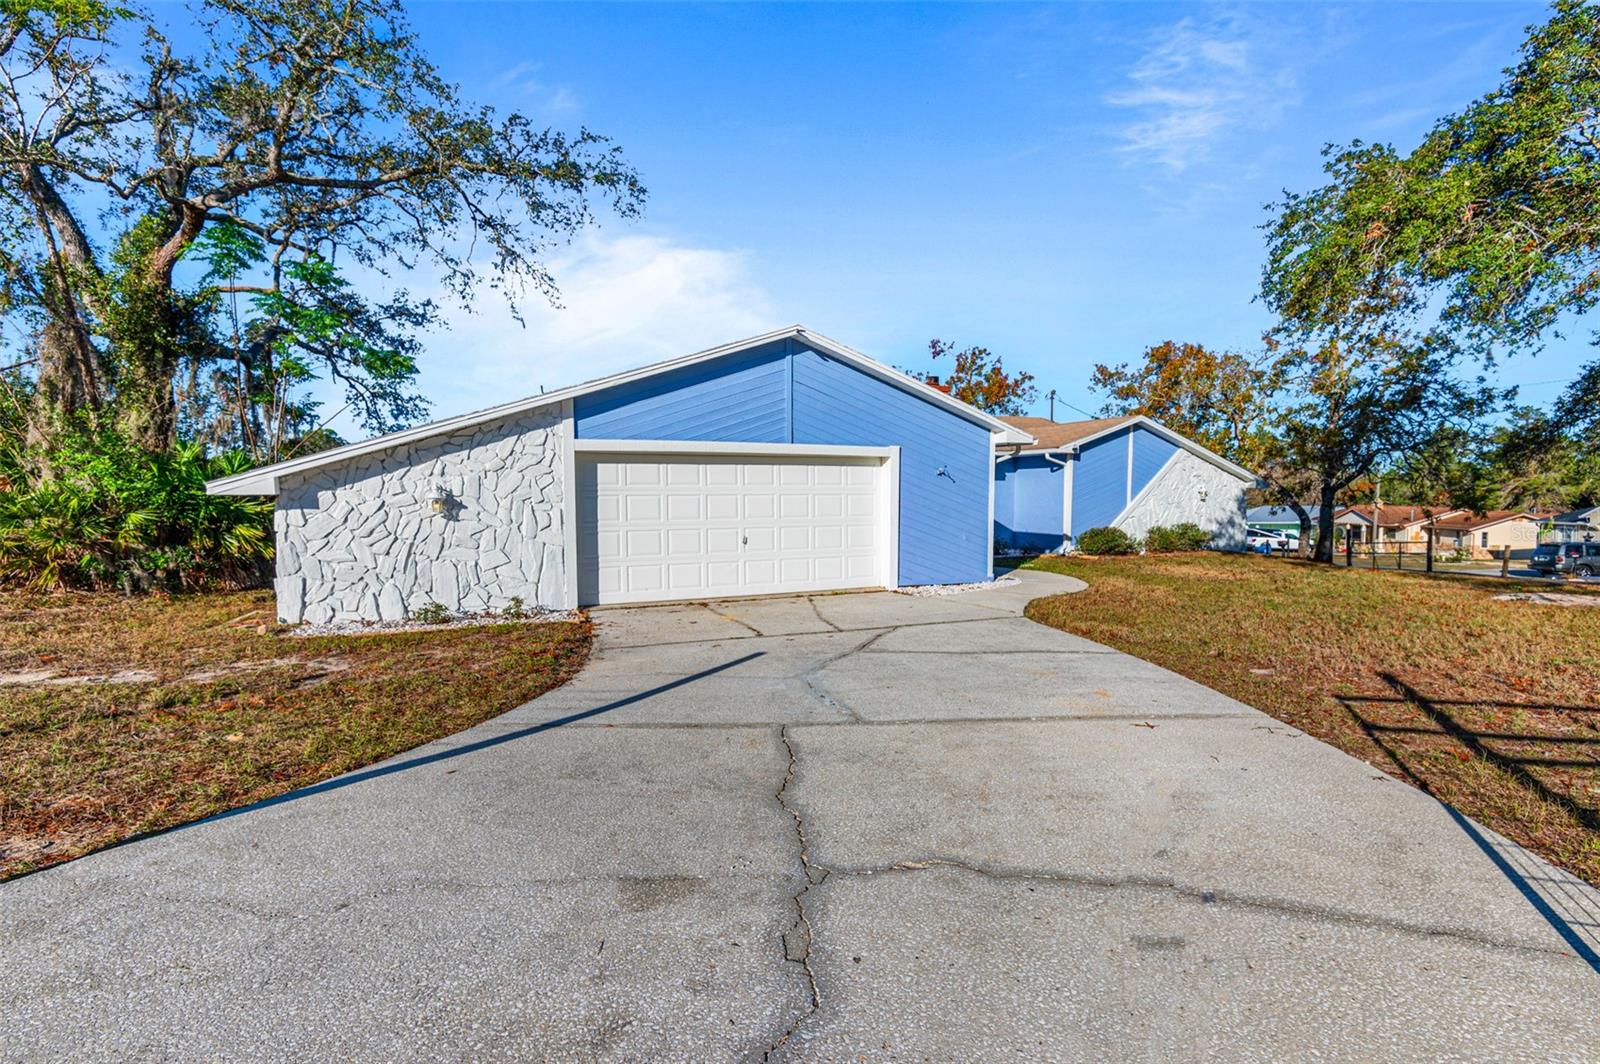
<box><xmin>1107</xmin><ymin>12</ymin><xmax>1298</xmax><ymax>173</ymax></box>
<box><xmin>492</xmin><ymin>60</ymin><xmax>581</xmax><ymax>116</ymax></box>
<box><xmin>418</xmin><ymin>232</ymin><xmax>778</xmax><ymax>416</ymax></box>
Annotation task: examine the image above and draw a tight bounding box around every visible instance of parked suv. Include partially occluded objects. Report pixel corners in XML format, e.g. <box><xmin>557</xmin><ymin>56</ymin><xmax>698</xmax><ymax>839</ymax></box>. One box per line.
<box><xmin>1530</xmin><ymin>541</ymin><xmax>1600</xmax><ymax>577</ymax></box>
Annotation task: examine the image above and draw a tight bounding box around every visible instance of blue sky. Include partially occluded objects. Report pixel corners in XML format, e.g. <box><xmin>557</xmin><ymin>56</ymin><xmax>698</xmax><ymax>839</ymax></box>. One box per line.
<box><xmin>308</xmin><ymin>3</ymin><xmax>1561</xmax><ymax>428</ymax></box>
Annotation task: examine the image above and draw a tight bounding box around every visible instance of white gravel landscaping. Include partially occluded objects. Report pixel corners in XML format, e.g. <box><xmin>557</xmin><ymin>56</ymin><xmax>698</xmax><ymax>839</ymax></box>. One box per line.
<box><xmin>288</xmin><ymin>608</ymin><xmax>583</xmax><ymax>637</ymax></box>
<box><xmin>896</xmin><ymin>576</ymin><xmax>1021</xmax><ymax>597</ymax></box>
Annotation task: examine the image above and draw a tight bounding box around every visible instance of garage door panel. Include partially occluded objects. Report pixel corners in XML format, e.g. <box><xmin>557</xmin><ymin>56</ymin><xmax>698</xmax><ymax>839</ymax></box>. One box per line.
<box><xmin>577</xmin><ymin>452</ymin><xmax>887</xmax><ymax>605</ymax></box>
<box><xmin>626</xmin><ymin>495</ymin><xmax>662</xmax><ymax>522</ymax></box>
<box><xmin>667</xmin><ymin>495</ymin><xmax>702</xmax><ymax>520</ymax></box>
<box><xmin>668</xmin><ymin>562</ymin><xmax>702</xmax><ymax>589</ymax></box>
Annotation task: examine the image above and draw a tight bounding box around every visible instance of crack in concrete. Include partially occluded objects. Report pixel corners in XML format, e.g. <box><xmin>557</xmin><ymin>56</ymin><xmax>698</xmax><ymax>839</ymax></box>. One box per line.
<box><xmin>601</xmin><ymin>613</ymin><xmax>1018</xmax><ymax>650</ymax></box>
<box><xmin>861</xmin><ymin>648</ymin><xmax>1119</xmax><ymax>655</ymax></box>
<box><xmin>474</xmin><ymin>710</ymin><xmax>1259</xmax><ymax>732</ymax></box>
<box><xmin>804</xmin><ymin>597</ymin><xmax>842</xmax><ymax>632</ymax></box>
<box><xmin>814</xmin><ymin>855</ymin><xmax>1579</xmax><ymax>960</ymax></box>
<box><xmin>701</xmin><ymin>603</ymin><xmax>764</xmax><ymax>638</ymax></box>
<box><xmin>765</xmin><ymin>726</ymin><xmax>824</xmax><ymax>1062</ymax></box>
<box><xmin>797</xmin><ymin>630</ymin><xmax>887</xmax><ymax>723</ymax></box>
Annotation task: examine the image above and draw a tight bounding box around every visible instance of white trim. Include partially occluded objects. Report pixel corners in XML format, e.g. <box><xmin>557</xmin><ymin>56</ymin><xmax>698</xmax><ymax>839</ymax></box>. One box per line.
<box><xmin>206</xmin><ymin>325</ymin><xmax>1035</xmax><ymax>495</ymax></box>
<box><xmin>1044</xmin><ymin>451</ymin><xmax>1073</xmax><ymax>544</ymax></box>
<box><xmin>560</xmin><ymin>400</ymin><xmax>580</xmax><ymax>610</ymax></box>
<box><xmin>998</xmin><ymin>415</ymin><xmax>1257</xmax><ymax>484</ymax></box>
<box><xmin>573</xmin><ymin>445</ymin><xmax>900</xmax><ymax>605</ymax></box>
<box><xmin>883</xmin><ymin>446</ymin><xmax>902</xmax><ymax>590</ymax></box>
<box><xmin>1125</xmin><ymin>430</ymin><xmax>1135</xmax><ymax>504</ymax></box>
<box><xmin>571</xmin><ymin>438</ymin><xmax>892</xmax><ymax>460</ymax></box>
<box><xmin>1109</xmin><ymin>449</ymin><xmax>1181</xmax><ymax>529</ymax></box>
<box><xmin>986</xmin><ymin>434</ymin><xmax>997</xmax><ymax>579</ymax></box>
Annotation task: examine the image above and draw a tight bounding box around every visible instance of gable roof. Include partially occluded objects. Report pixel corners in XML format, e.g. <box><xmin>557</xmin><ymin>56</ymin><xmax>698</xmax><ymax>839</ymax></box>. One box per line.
<box><xmin>1426</xmin><ymin>510</ymin><xmax>1541</xmax><ymax>532</ymax></box>
<box><xmin>1552</xmin><ymin>506</ymin><xmax>1600</xmax><ymax>525</ymax></box>
<box><xmin>208</xmin><ymin>326</ymin><xmax>1036</xmax><ymax>496</ymax></box>
<box><xmin>1334</xmin><ymin>504</ymin><xmax>1466</xmax><ymax>528</ymax></box>
<box><xmin>994</xmin><ymin>414</ymin><xmax>1257</xmax><ymax>484</ymax></box>
<box><xmin>1246</xmin><ymin>505</ymin><xmax>1325</xmax><ymax>523</ymax></box>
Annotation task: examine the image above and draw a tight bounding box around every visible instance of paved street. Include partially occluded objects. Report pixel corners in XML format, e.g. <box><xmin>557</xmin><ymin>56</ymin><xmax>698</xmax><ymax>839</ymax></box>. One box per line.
<box><xmin>3</xmin><ymin>569</ymin><xmax>1598</xmax><ymax>1061</ymax></box>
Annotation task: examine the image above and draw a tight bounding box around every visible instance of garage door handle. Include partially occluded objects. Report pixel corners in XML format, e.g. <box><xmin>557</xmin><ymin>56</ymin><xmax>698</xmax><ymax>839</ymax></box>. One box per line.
<box><xmin>742</xmin><ymin>535</ymin><xmax>748</xmax><ymax>545</ymax></box>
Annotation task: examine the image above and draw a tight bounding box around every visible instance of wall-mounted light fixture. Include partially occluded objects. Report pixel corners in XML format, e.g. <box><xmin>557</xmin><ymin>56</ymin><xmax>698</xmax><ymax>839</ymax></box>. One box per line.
<box><xmin>427</xmin><ymin>481</ymin><xmax>452</xmax><ymax>517</ymax></box>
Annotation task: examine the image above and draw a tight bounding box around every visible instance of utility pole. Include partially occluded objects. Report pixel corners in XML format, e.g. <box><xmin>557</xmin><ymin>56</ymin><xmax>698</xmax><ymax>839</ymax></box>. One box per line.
<box><xmin>1047</xmin><ymin>389</ymin><xmax>1057</xmax><ymax>421</ymax></box>
<box><xmin>1370</xmin><ymin>474</ymin><xmax>1381</xmax><ymax>570</ymax></box>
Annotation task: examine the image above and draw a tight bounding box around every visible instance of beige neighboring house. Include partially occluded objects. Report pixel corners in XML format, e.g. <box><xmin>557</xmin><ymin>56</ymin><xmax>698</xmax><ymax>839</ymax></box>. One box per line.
<box><xmin>1333</xmin><ymin>505</ymin><xmax>1463</xmax><ymax>552</ymax></box>
<box><xmin>1424</xmin><ymin>510</ymin><xmax>1549</xmax><ymax>559</ymax></box>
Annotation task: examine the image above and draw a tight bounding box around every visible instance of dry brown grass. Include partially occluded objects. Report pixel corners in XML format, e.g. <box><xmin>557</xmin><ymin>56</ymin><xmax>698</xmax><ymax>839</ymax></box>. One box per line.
<box><xmin>0</xmin><ymin>588</ymin><xmax>590</xmax><ymax>878</ymax></box>
<box><xmin>1021</xmin><ymin>553</ymin><xmax>1600</xmax><ymax>885</ymax></box>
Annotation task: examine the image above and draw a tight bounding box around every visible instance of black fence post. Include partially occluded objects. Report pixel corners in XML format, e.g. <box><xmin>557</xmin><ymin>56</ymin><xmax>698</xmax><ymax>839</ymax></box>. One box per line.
<box><xmin>1345</xmin><ymin>533</ymin><xmax>1353</xmax><ymax>567</ymax></box>
<box><xmin>1426</xmin><ymin>534</ymin><xmax>1434</xmax><ymax>574</ymax></box>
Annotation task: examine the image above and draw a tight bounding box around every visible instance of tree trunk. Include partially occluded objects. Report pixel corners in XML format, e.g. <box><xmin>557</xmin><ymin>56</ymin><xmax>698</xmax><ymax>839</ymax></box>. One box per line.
<box><xmin>26</xmin><ymin>318</ymin><xmax>104</xmax><ymax>448</ymax></box>
<box><xmin>1313</xmin><ymin>482</ymin><xmax>1340</xmax><ymax>563</ymax></box>
<box><xmin>18</xmin><ymin>165</ymin><xmax>108</xmax><ymax>451</ymax></box>
<box><xmin>111</xmin><ymin>209</ymin><xmax>206</xmax><ymax>453</ymax></box>
<box><xmin>112</xmin><ymin>300</ymin><xmax>182</xmax><ymax>453</ymax></box>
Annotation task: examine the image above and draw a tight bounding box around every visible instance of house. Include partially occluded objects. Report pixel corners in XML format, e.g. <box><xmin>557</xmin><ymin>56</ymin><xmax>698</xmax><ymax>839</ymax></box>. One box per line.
<box><xmin>1423</xmin><ymin>510</ymin><xmax>1547</xmax><ymax>559</ymax></box>
<box><xmin>1546</xmin><ymin>505</ymin><xmax>1600</xmax><ymax>543</ymax></box>
<box><xmin>1334</xmin><ymin>505</ymin><xmax>1464</xmax><ymax>551</ymax></box>
<box><xmin>206</xmin><ymin>326</ymin><xmax>1036</xmax><ymax>623</ymax></box>
<box><xmin>1246</xmin><ymin>505</ymin><xmax>1325</xmax><ymax>534</ymax></box>
<box><xmin>991</xmin><ymin>415</ymin><xmax>1253</xmax><ymax>553</ymax></box>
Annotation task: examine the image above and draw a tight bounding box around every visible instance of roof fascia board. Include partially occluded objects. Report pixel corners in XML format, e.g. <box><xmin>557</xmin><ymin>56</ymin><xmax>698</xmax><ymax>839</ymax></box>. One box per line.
<box><xmin>208</xmin><ymin>325</ymin><xmax>1034</xmax><ymax>495</ymax></box>
<box><xmin>793</xmin><ymin>327</ymin><xmax>1034</xmax><ymax>444</ymax></box>
<box><xmin>1013</xmin><ymin>415</ymin><xmax>1257</xmax><ymax>483</ymax></box>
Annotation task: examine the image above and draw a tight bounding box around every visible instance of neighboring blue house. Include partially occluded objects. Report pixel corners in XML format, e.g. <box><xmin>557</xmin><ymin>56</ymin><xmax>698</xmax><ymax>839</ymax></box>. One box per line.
<box><xmin>1247</xmin><ymin>505</ymin><xmax>1324</xmax><ymax>533</ymax></box>
<box><xmin>209</xmin><ymin>326</ymin><xmax>1035</xmax><ymax>622</ymax></box>
<box><xmin>993</xmin><ymin>415</ymin><xmax>1254</xmax><ymax>553</ymax></box>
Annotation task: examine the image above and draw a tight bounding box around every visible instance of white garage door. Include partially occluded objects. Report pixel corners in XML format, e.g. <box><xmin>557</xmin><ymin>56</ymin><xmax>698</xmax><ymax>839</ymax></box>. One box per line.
<box><xmin>577</xmin><ymin>452</ymin><xmax>888</xmax><ymax>605</ymax></box>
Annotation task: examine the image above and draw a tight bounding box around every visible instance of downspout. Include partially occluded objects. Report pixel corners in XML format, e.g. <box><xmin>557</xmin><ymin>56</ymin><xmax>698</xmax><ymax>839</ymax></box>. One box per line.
<box><xmin>1044</xmin><ymin>450</ymin><xmax>1073</xmax><ymax>553</ymax></box>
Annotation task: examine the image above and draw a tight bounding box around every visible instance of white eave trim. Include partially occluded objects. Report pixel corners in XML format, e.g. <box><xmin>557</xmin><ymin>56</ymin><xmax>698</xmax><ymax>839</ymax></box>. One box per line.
<box><xmin>207</xmin><ymin>324</ymin><xmax>1036</xmax><ymax>495</ymax></box>
<box><xmin>1000</xmin><ymin>415</ymin><xmax>1257</xmax><ymax>484</ymax></box>
<box><xmin>572</xmin><ymin>439</ymin><xmax>893</xmax><ymax>459</ymax></box>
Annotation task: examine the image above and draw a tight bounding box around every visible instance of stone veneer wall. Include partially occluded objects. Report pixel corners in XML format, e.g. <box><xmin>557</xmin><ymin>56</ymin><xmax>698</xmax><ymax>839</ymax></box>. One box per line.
<box><xmin>1111</xmin><ymin>448</ymin><xmax>1250</xmax><ymax>551</ymax></box>
<box><xmin>273</xmin><ymin>406</ymin><xmax>567</xmax><ymax>624</ymax></box>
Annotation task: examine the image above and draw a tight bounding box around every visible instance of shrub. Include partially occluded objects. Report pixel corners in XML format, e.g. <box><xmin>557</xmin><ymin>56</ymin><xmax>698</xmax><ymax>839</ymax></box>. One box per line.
<box><xmin>1075</xmin><ymin>526</ymin><xmax>1139</xmax><ymax>555</ymax></box>
<box><xmin>411</xmin><ymin>601</ymin><xmax>452</xmax><ymax>625</ymax></box>
<box><xmin>1144</xmin><ymin>522</ymin><xmax>1211</xmax><ymax>553</ymax></box>
<box><xmin>0</xmin><ymin>429</ymin><xmax>273</xmax><ymax>591</ymax></box>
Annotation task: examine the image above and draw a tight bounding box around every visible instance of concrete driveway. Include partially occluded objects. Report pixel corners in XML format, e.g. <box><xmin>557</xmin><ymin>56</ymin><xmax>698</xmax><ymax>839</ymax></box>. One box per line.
<box><xmin>4</xmin><ymin>568</ymin><xmax>1598</xmax><ymax>1061</ymax></box>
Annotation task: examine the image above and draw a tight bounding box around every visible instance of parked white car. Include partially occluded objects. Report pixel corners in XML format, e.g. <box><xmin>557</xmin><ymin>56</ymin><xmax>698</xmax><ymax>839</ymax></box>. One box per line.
<box><xmin>1247</xmin><ymin>527</ymin><xmax>1300</xmax><ymax>552</ymax></box>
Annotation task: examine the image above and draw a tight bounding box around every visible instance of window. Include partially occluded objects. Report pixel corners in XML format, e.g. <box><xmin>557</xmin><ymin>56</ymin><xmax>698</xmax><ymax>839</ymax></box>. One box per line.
<box><xmin>1481</xmin><ymin>532</ymin><xmax>1489</xmax><ymax>548</ymax></box>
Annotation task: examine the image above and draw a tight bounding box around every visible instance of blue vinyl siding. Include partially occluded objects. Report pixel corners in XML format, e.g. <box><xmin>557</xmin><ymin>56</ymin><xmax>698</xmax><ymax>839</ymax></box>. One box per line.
<box><xmin>995</xmin><ymin>454</ymin><xmax>1065</xmax><ymax>551</ymax></box>
<box><xmin>573</xmin><ymin>338</ymin><xmax>993</xmax><ymax>585</ymax></box>
<box><xmin>1130</xmin><ymin>428</ymin><xmax>1178</xmax><ymax>498</ymax></box>
<box><xmin>574</xmin><ymin>341</ymin><xmax>790</xmax><ymax>443</ymax></box>
<box><xmin>998</xmin><ymin>424</ymin><xmax>1198</xmax><ymax>546</ymax></box>
<box><xmin>791</xmin><ymin>346</ymin><xmax>990</xmax><ymax>584</ymax></box>
<box><xmin>1071</xmin><ymin>429</ymin><xmax>1130</xmax><ymax>536</ymax></box>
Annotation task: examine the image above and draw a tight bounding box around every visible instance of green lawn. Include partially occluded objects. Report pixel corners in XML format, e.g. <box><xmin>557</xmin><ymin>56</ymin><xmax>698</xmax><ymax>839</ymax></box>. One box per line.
<box><xmin>1018</xmin><ymin>553</ymin><xmax>1600</xmax><ymax>886</ymax></box>
<box><xmin>0</xmin><ymin>588</ymin><xmax>590</xmax><ymax>878</ymax></box>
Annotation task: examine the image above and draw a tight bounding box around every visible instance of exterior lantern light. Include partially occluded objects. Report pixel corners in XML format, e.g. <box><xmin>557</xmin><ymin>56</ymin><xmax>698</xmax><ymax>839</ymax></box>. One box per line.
<box><xmin>427</xmin><ymin>481</ymin><xmax>451</xmax><ymax>517</ymax></box>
